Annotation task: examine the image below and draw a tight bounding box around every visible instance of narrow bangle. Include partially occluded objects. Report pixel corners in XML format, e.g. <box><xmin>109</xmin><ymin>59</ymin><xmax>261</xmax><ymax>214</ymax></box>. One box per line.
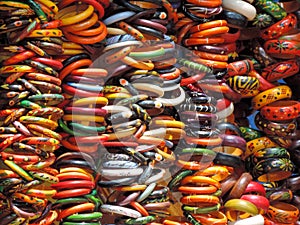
<box><xmin>100</xmin><ymin>204</ymin><xmax>141</xmax><ymax>218</ymax></box>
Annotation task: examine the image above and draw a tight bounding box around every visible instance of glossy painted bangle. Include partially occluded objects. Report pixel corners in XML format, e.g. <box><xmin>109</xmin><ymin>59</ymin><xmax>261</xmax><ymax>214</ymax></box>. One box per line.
<box><xmin>255</xmin><ymin>0</ymin><xmax>287</xmax><ymax>20</ymax></box>
<box><xmin>213</xmin><ymin>152</ymin><xmax>244</xmax><ymax>172</ymax></box>
<box><xmin>251</xmin><ymin>85</ymin><xmax>292</xmax><ymax>110</ymax></box>
<box><xmin>53</xmin><ymin>188</ymin><xmax>92</xmax><ymax>199</ymax></box>
<box><xmin>241</xmin><ymin>194</ymin><xmax>270</xmax><ymax>213</ymax></box>
<box><xmin>227</xmin><ymin>172</ymin><xmax>252</xmax><ymax>200</ymax></box>
<box><xmin>260</xmin><ymin>14</ymin><xmax>297</xmax><ymax>40</ymax></box>
<box><xmin>100</xmin><ymin>204</ymin><xmax>141</xmax><ymax>218</ymax></box>
<box><xmin>192</xmin><ymin>211</ymin><xmax>227</xmax><ymax>225</ymax></box>
<box><xmin>253</xmin><ymin>158</ymin><xmax>294</xmax><ymax>182</ymax></box>
<box><xmin>264</xmin><ymin>39</ymin><xmax>300</xmax><ymax>58</ymax></box>
<box><xmin>261</xmin><ymin>59</ymin><xmax>299</xmax><ymax>82</ymax></box>
<box><xmin>245</xmin><ymin>136</ymin><xmax>278</xmax><ymax>158</ymax></box>
<box><xmin>183</xmin><ymin>203</ymin><xmax>221</xmax><ymax>214</ymax></box>
<box><xmin>243</xmin><ymin>181</ymin><xmax>266</xmax><ymax>196</ymax></box>
<box><xmin>267</xmin><ymin>202</ymin><xmax>299</xmax><ymax>224</ymax></box>
<box><xmin>224</xmin><ymin>199</ymin><xmax>258</xmax><ymax>221</ymax></box>
<box><xmin>255</xmin><ymin>112</ymin><xmax>297</xmax><ymax>137</ymax></box>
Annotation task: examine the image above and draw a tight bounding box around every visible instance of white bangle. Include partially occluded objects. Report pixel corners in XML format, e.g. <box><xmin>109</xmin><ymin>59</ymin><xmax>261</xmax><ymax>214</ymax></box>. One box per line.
<box><xmin>162</xmin><ymin>83</ymin><xmax>180</xmax><ymax>92</ymax></box>
<box><xmin>103</xmin><ymin>40</ymin><xmax>143</xmax><ymax>52</ymax></box>
<box><xmin>229</xmin><ymin>214</ymin><xmax>265</xmax><ymax>225</ymax></box>
<box><xmin>216</xmin><ymin>102</ymin><xmax>234</xmax><ymax>121</ymax></box>
<box><xmin>132</xmin><ymin>83</ymin><xmax>164</xmax><ymax>98</ymax></box>
<box><xmin>143</xmin><ymin>128</ymin><xmax>166</xmax><ymax>138</ymax></box>
<box><xmin>100</xmin><ymin>167</ymin><xmax>143</xmax><ymax>177</ymax></box>
<box><xmin>156</xmin><ymin>87</ymin><xmax>186</xmax><ymax>106</ymax></box>
<box><xmin>145</xmin><ymin>168</ymin><xmax>166</xmax><ymax>185</ymax></box>
<box><xmin>100</xmin><ymin>204</ymin><xmax>141</xmax><ymax>218</ymax></box>
<box><xmin>222</xmin><ymin>0</ymin><xmax>257</xmax><ymax>20</ymax></box>
<box><xmin>103</xmin><ymin>11</ymin><xmax>136</xmax><ymax>25</ymax></box>
<box><xmin>102</xmin><ymin>105</ymin><xmax>131</xmax><ymax>113</ymax></box>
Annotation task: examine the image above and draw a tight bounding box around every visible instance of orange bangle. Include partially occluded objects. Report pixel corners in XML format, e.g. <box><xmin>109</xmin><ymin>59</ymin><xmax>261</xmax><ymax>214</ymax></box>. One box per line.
<box><xmin>190</xmin><ymin>20</ymin><xmax>227</xmax><ymax>34</ymax></box>
<box><xmin>176</xmin><ymin>159</ymin><xmax>213</xmax><ymax>170</ymax></box>
<box><xmin>71</xmin><ymin>21</ymin><xmax>105</xmax><ymax>36</ymax></box>
<box><xmin>251</xmin><ymin>85</ymin><xmax>292</xmax><ymax>110</ymax></box>
<box><xmin>267</xmin><ymin>202</ymin><xmax>300</xmax><ymax>224</ymax></box>
<box><xmin>192</xmin><ymin>58</ymin><xmax>228</xmax><ymax>69</ymax></box>
<box><xmin>57</xmin><ymin>202</ymin><xmax>95</xmax><ymax>221</ymax></box>
<box><xmin>194</xmin><ymin>166</ymin><xmax>230</xmax><ymax>181</ymax></box>
<box><xmin>181</xmin><ymin>175</ymin><xmax>221</xmax><ymax>189</ymax></box>
<box><xmin>62</xmin><ymin>13</ymin><xmax>98</xmax><ymax>32</ymax></box>
<box><xmin>180</xmin><ymin>195</ymin><xmax>220</xmax><ymax>205</ymax></box>
<box><xmin>186</xmin><ymin>0</ymin><xmax>222</xmax><ymax>7</ymax></box>
<box><xmin>193</xmin><ymin>211</ymin><xmax>227</xmax><ymax>225</ymax></box>
<box><xmin>178</xmin><ymin>185</ymin><xmax>218</xmax><ymax>194</ymax></box>
<box><xmin>184</xmin><ymin>135</ymin><xmax>223</xmax><ymax>146</ymax></box>
<box><xmin>190</xmin><ymin>26</ymin><xmax>229</xmax><ymax>38</ymax></box>
<box><xmin>130</xmin><ymin>201</ymin><xmax>149</xmax><ymax>216</ymax></box>
<box><xmin>59</xmin><ymin>58</ymin><xmax>93</xmax><ymax>81</ymax></box>
<box><xmin>193</xmin><ymin>51</ymin><xmax>228</xmax><ymax>62</ymax></box>
<box><xmin>184</xmin><ymin>37</ymin><xmax>224</xmax><ymax>46</ymax></box>
<box><xmin>63</xmin><ymin>22</ymin><xmax>107</xmax><ymax>44</ymax></box>
<box><xmin>244</xmin><ymin>136</ymin><xmax>278</xmax><ymax>159</ymax></box>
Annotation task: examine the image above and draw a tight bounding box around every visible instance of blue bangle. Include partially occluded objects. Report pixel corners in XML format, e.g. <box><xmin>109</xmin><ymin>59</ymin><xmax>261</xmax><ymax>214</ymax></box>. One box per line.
<box><xmin>103</xmin><ymin>11</ymin><xmax>136</xmax><ymax>25</ymax></box>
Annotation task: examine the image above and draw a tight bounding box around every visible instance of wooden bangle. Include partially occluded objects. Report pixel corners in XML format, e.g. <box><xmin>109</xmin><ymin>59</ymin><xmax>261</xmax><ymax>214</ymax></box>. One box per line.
<box><xmin>186</xmin><ymin>0</ymin><xmax>222</xmax><ymax>7</ymax></box>
<box><xmin>190</xmin><ymin>26</ymin><xmax>229</xmax><ymax>38</ymax></box>
<box><xmin>222</xmin><ymin>0</ymin><xmax>257</xmax><ymax>20</ymax></box>
<box><xmin>264</xmin><ymin>39</ymin><xmax>300</xmax><ymax>58</ymax></box>
<box><xmin>184</xmin><ymin>37</ymin><xmax>224</xmax><ymax>46</ymax></box>
<box><xmin>251</xmin><ymin>85</ymin><xmax>292</xmax><ymax>110</ymax></box>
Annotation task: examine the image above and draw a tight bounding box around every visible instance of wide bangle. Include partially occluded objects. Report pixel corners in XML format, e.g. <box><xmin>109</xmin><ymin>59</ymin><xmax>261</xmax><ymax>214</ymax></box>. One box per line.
<box><xmin>252</xmin><ymin>157</ymin><xmax>294</xmax><ymax>182</ymax></box>
<box><xmin>263</xmin><ymin>39</ymin><xmax>300</xmax><ymax>58</ymax></box>
<box><xmin>222</xmin><ymin>0</ymin><xmax>256</xmax><ymax>21</ymax></box>
<box><xmin>240</xmin><ymin>194</ymin><xmax>270</xmax><ymax>213</ymax></box>
<box><xmin>267</xmin><ymin>202</ymin><xmax>300</xmax><ymax>224</ymax></box>
<box><xmin>255</xmin><ymin>0</ymin><xmax>287</xmax><ymax>20</ymax></box>
<box><xmin>255</xmin><ymin>112</ymin><xmax>297</xmax><ymax>137</ymax></box>
<box><xmin>260</xmin><ymin>14</ymin><xmax>297</xmax><ymax>40</ymax></box>
<box><xmin>227</xmin><ymin>172</ymin><xmax>252</xmax><ymax>200</ymax></box>
<box><xmin>251</xmin><ymin>85</ymin><xmax>292</xmax><ymax>110</ymax></box>
<box><xmin>224</xmin><ymin>199</ymin><xmax>258</xmax><ymax>221</ymax></box>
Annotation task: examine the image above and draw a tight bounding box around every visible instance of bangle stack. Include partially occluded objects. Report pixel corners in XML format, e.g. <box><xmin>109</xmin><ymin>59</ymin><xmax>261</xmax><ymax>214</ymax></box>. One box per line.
<box><xmin>0</xmin><ymin>0</ymin><xmax>65</xmax><ymax>223</ymax></box>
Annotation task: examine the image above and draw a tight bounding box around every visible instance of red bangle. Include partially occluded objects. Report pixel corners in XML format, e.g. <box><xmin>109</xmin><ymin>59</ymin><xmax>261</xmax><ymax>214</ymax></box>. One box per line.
<box><xmin>53</xmin><ymin>188</ymin><xmax>92</xmax><ymax>199</ymax></box>
<box><xmin>189</xmin><ymin>26</ymin><xmax>229</xmax><ymax>38</ymax></box>
<box><xmin>248</xmin><ymin>70</ymin><xmax>276</xmax><ymax>91</ymax></box>
<box><xmin>180</xmin><ymin>73</ymin><xmax>206</xmax><ymax>86</ymax></box>
<box><xmin>193</xmin><ymin>51</ymin><xmax>228</xmax><ymax>62</ymax></box>
<box><xmin>216</xmin><ymin>98</ymin><xmax>232</xmax><ymax>111</ymax></box>
<box><xmin>219</xmin><ymin>28</ymin><xmax>241</xmax><ymax>43</ymax></box>
<box><xmin>61</xmin><ymin>139</ymin><xmax>99</xmax><ymax>153</ymax></box>
<box><xmin>62</xmin><ymin>84</ymin><xmax>104</xmax><ymax>97</ymax></box>
<box><xmin>241</xmin><ymin>194</ymin><xmax>270</xmax><ymax>213</ymax></box>
<box><xmin>264</xmin><ymin>39</ymin><xmax>300</xmax><ymax>58</ymax></box>
<box><xmin>261</xmin><ymin>59</ymin><xmax>299</xmax><ymax>82</ymax></box>
<box><xmin>31</xmin><ymin>57</ymin><xmax>64</xmax><ymax>70</ymax></box>
<box><xmin>260</xmin><ymin>13</ymin><xmax>297</xmax><ymax>40</ymax></box>
<box><xmin>186</xmin><ymin>0</ymin><xmax>222</xmax><ymax>7</ymax></box>
<box><xmin>3</xmin><ymin>50</ymin><xmax>35</xmax><ymax>65</ymax></box>
<box><xmin>51</xmin><ymin>180</ymin><xmax>95</xmax><ymax>190</ymax></box>
<box><xmin>260</xmin><ymin>100</ymin><xmax>300</xmax><ymax>121</ymax></box>
<box><xmin>243</xmin><ymin>181</ymin><xmax>266</xmax><ymax>196</ymax></box>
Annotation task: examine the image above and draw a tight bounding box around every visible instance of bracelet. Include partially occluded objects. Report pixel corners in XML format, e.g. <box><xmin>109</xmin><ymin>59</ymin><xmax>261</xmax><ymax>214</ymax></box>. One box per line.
<box><xmin>255</xmin><ymin>0</ymin><xmax>287</xmax><ymax>20</ymax></box>
<box><xmin>222</xmin><ymin>0</ymin><xmax>256</xmax><ymax>20</ymax></box>
<box><xmin>244</xmin><ymin>181</ymin><xmax>266</xmax><ymax>196</ymax></box>
<box><xmin>227</xmin><ymin>172</ymin><xmax>252</xmax><ymax>200</ymax></box>
<box><xmin>241</xmin><ymin>194</ymin><xmax>270</xmax><ymax>213</ymax></box>
<box><xmin>252</xmin><ymin>157</ymin><xmax>294</xmax><ymax>182</ymax></box>
<box><xmin>224</xmin><ymin>199</ymin><xmax>258</xmax><ymax>221</ymax></box>
<box><xmin>245</xmin><ymin>136</ymin><xmax>278</xmax><ymax>158</ymax></box>
<box><xmin>100</xmin><ymin>204</ymin><xmax>141</xmax><ymax>218</ymax></box>
<box><xmin>191</xmin><ymin>211</ymin><xmax>227</xmax><ymax>225</ymax></box>
<box><xmin>255</xmin><ymin>112</ymin><xmax>297</xmax><ymax>137</ymax></box>
<box><xmin>267</xmin><ymin>202</ymin><xmax>300</xmax><ymax>224</ymax></box>
<box><xmin>261</xmin><ymin>59</ymin><xmax>299</xmax><ymax>82</ymax></box>
<box><xmin>260</xmin><ymin>13</ymin><xmax>297</xmax><ymax>40</ymax></box>
<box><xmin>263</xmin><ymin>39</ymin><xmax>300</xmax><ymax>58</ymax></box>
<box><xmin>220</xmin><ymin>10</ymin><xmax>248</xmax><ymax>29</ymax></box>
<box><xmin>231</xmin><ymin>214</ymin><xmax>265</xmax><ymax>225</ymax></box>
<box><xmin>251</xmin><ymin>85</ymin><xmax>292</xmax><ymax>110</ymax></box>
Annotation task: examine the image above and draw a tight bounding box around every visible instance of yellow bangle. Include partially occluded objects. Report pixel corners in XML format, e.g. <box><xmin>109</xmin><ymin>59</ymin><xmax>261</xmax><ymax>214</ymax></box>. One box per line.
<box><xmin>244</xmin><ymin>136</ymin><xmax>278</xmax><ymax>159</ymax></box>
<box><xmin>194</xmin><ymin>166</ymin><xmax>230</xmax><ymax>181</ymax></box>
<box><xmin>212</xmin><ymin>146</ymin><xmax>244</xmax><ymax>157</ymax></box>
<box><xmin>224</xmin><ymin>199</ymin><xmax>258</xmax><ymax>222</ymax></box>
<box><xmin>56</xmin><ymin>4</ymin><xmax>94</xmax><ymax>26</ymax></box>
<box><xmin>27</xmin><ymin>29</ymin><xmax>63</xmax><ymax>37</ymax></box>
<box><xmin>72</xmin><ymin>97</ymin><xmax>108</xmax><ymax>107</ymax></box>
<box><xmin>107</xmin><ymin>27</ymin><xmax>127</xmax><ymax>35</ymax></box>
<box><xmin>36</xmin><ymin>0</ymin><xmax>58</xmax><ymax>14</ymax></box>
<box><xmin>151</xmin><ymin>119</ymin><xmax>185</xmax><ymax>129</ymax></box>
<box><xmin>62</xmin><ymin>42</ymin><xmax>84</xmax><ymax>49</ymax></box>
<box><xmin>154</xmin><ymin>147</ymin><xmax>176</xmax><ymax>161</ymax></box>
<box><xmin>115</xmin><ymin>185</ymin><xmax>147</xmax><ymax>191</ymax></box>
<box><xmin>103</xmin><ymin>127</ymin><xmax>137</xmax><ymax>141</ymax></box>
<box><xmin>121</xmin><ymin>56</ymin><xmax>155</xmax><ymax>70</ymax></box>
<box><xmin>63</xmin><ymin>115</ymin><xmax>105</xmax><ymax>123</ymax></box>
<box><xmin>251</xmin><ymin>85</ymin><xmax>292</xmax><ymax>110</ymax></box>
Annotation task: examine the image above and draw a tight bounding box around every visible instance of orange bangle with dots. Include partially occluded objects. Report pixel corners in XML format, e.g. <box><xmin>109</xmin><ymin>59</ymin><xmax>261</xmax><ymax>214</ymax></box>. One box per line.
<box><xmin>251</xmin><ymin>85</ymin><xmax>292</xmax><ymax>110</ymax></box>
<box><xmin>244</xmin><ymin>136</ymin><xmax>278</xmax><ymax>159</ymax></box>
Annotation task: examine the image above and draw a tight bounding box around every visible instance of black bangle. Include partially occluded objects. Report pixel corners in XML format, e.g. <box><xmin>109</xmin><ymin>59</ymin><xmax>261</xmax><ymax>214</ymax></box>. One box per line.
<box><xmin>98</xmin><ymin>177</ymin><xmax>137</xmax><ymax>187</ymax></box>
<box><xmin>217</xmin><ymin>10</ymin><xmax>248</xmax><ymax>29</ymax></box>
<box><xmin>133</xmin><ymin>25</ymin><xmax>164</xmax><ymax>39</ymax></box>
<box><xmin>213</xmin><ymin>152</ymin><xmax>245</xmax><ymax>173</ymax></box>
<box><xmin>62</xmin><ymin>53</ymin><xmax>90</xmax><ymax>67</ymax></box>
<box><xmin>252</xmin><ymin>157</ymin><xmax>294</xmax><ymax>182</ymax></box>
<box><xmin>216</xmin><ymin>122</ymin><xmax>243</xmax><ymax>137</ymax></box>
<box><xmin>126</xmin><ymin>9</ymin><xmax>157</xmax><ymax>22</ymax></box>
<box><xmin>128</xmin><ymin>74</ymin><xmax>164</xmax><ymax>87</ymax></box>
<box><xmin>54</xmin><ymin>159</ymin><xmax>97</xmax><ymax>172</ymax></box>
<box><xmin>118</xmin><ymin>0</ymin><xmax>144</xmax><ymax>12</ymax></box>
<box><xmin>163</xmin><ymin>75</ymin><xmax>182</xmax><ymax>86</ymax></box>
<box><xmin>182</xmin><ymin>3</ymin><xmax>214</xmax><ymax>22</ymax></box>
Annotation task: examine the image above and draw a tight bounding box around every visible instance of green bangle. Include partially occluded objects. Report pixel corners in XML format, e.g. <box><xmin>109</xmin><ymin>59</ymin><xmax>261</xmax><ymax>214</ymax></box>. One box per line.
<box><xmin>124</xmin><ymin>215</ymin><xmax>156</xmax><ymax>225</ymax></box>
<box><xmin>62</xmin><ymin>222</ymin><xmax>100</xmax><ymax>225</ymax></box>
<box><xmin>212</xmin><ymin>189</ymin><xmax>222</xmax><ymax>197</ymax></box>
<box><xmin>168</xmin><ymin>170</ymin><xmax>194</xmax><ymax>191</ymax></box>
<box><xmin>183</xmin><ymin>203</ymin><xmax>221</xmax><ymax>214</ymax></box>
<box><xmin>85</xmin><ymin>190</ymin><xmax>103</xmax><ymax>209</ymax></box>
<box><xmin>18</xmin><ymin>100</ymin><xmax>42</xmax><ymax>109</ymax></box>
<box><xmin>65</xmin><ymin>212</ymin><xmax>103</xmax><ymax>222</ymax></box>
<box><xmin>70</xmin><ymin>122</ymin><xmax>106</xmax><ymax>133</ymax></box>
<box><xmin>129</xmin><ymin>47</ymin><xmax>165</xmax><ymax>60</ymax></box>
<box><xmin>26</xmin><ymin>0</ymin><xmax>48</xmax><ymax>23</ymax></box>
<box><xmin>255</xmin><ymin>0</ymin><xmax>287</xmax><ymax>21</ymax></box>
<box><xmin>58</xmin><ymin>119</ymin><xmax>87</xmax><ymax>136</ymax></box>
<box><xmin>181</xmin><ymin>148</ymin><xmax>217</xmax><ymax>156</ymax></box>
<box><xmin>240</xmin><ymin>127</ymin><xmax>263</xmax><ymax>141</ymax></box>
